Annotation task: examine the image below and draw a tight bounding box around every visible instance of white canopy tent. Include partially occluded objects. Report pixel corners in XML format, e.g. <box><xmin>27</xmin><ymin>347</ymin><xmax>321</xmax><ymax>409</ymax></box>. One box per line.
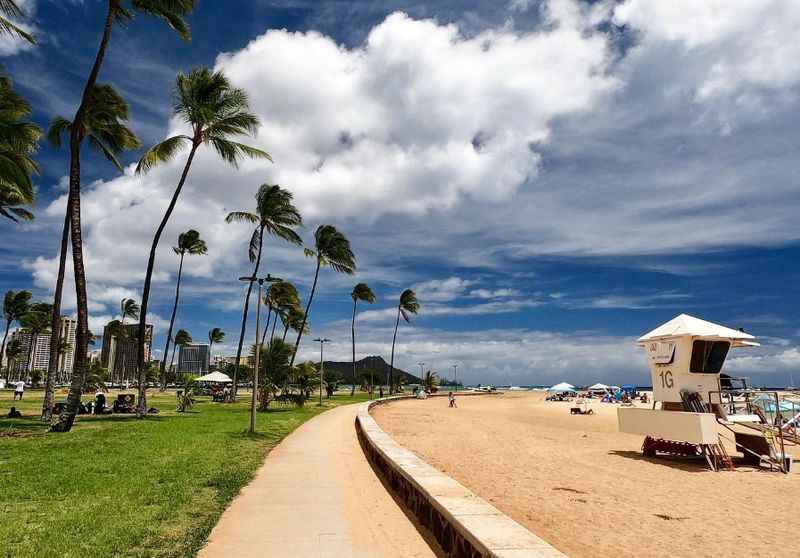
<box><xmin>195</xmin><ymin>371</ymin><xmax>232</xmax><ymax>383</ymax></box>
<box><xmin>588</xmin><ymin>383</ymin><xmax>610</xmax><ymax>392</ymax></box>
<box><xmin>548</xmin><ymin>382</ymin><xmax>576</xmax><ymax>393</ymax></box>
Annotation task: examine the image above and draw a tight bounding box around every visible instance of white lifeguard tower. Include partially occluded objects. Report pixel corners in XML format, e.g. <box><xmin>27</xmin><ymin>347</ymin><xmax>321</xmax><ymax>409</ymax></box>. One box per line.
<box><xmin>618</xmin><ymin>314</ymin><xmax>797</xmax><ymax>472</ymax></box>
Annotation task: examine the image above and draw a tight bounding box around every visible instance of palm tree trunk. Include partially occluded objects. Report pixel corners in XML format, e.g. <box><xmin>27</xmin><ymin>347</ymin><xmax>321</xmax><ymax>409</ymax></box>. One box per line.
<box><xmin>351</xmin><ymin>298</ymin><xmax>357</xmax><ymax>396</ymax></box>
<box><xmin>261</xmin><ymin>306</ymin><xmax>272</xmax><ymax>346</ymax></box>
<box><xmin>270</xmin><ymin>311</ymin><xmax>278</xmax><ymax>345</ymax></box>
<box><xmin>282</xmin><ymin>320</ymin><xmax>290</xmax><ymax>343</ymax></box>
<box><xmin>289</xmin><ymin>258</ymin><xmax>320</xmax><ymax>368</ymax></box>
<box><xmin>159</xmin><ymin>253</ymin><xmax>184</xmax><ymax>389</ymax></box>
<box><xmin>389</xmin><ymin>305</ymin><xmax>401</xmax><ymax>395</ymax></box>
<box><xmin>169</xmin><ymin>342</ymin><xmax>178</xmax><ymax>381</ymax></box>
<box><xmin>136</xmin><ymin>142</ymin><xmax>200</xmax><ymax>416</ymax></box>
<box><xmin>42</xmin><ymin>211</ymin><xmax>70</xmax><ymax>421</ymax></box>
<box><xmin>1</xmin><ymin>318</ymin><xmax>10</xmax><ymax>376</ymax></box>
<box><xmin>50</xmin><ymin>0</ymin><xmax>118</xmax><ymax>433</ymax></box>
<box><xmin>25</xmin><ymin>330</ymin><xmax>35</xmax><ymax>378</ymax></box>
<box><xmin>232</xmin><ymin>225</ymin><xmax>265</xmax><ymax>399</ymax></box>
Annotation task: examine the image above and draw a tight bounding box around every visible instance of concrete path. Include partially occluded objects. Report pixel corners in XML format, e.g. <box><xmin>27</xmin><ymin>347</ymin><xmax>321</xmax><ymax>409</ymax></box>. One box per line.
<box><xmin>198</xmin><ymin>403</ymin><xmax>439</xmax><ymax>558</ymax></box>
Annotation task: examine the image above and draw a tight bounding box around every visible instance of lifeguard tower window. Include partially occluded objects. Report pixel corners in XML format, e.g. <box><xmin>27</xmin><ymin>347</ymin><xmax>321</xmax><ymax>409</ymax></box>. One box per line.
<box><xmin>689</xmin><ymin>340</ymin><xmax>730</xmax><ymax>374</ymax></box>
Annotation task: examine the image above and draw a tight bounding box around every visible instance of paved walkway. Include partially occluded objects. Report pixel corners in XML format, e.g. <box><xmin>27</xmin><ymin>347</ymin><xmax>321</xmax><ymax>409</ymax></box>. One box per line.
<box><xmin>198</xmin><ymin>403</ymin><xmax>439</xmax><ymax>558</ymax></box>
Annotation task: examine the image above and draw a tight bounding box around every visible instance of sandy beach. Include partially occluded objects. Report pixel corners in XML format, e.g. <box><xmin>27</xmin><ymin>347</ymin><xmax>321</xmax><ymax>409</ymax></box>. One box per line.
<box><xmin>372</xmin><ymin>392</ymin><xmax>799</xmax><ymax>558</ymax></box>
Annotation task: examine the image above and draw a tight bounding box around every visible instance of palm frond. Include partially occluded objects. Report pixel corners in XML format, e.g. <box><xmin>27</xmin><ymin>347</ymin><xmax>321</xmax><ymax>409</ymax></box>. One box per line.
<box><xmin>0</xmin><ymin>1</ymin><xmax>34</xmax><ymax>44</ymax></box>
<box><xmin>46</xmin><ymin>117</ymin><xmax>71</xmax><ymax>149</ymax></box>
<box><xmin>224</xmin><ymin>211</ymin><xmax>258</xmax><ymax>224</ymax></box>
<box><xmin>248</xmin><ymin>227</ymin><xmax>261</xmax><ymax>263</ymax></box>
<box><xmin>135</xmin><ymin>134</ymin><xmax>191</xmax><ymax>174</ymax></box>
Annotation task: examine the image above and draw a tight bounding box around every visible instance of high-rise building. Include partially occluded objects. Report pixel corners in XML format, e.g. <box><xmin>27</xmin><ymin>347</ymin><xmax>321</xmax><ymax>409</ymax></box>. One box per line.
<box><xmin>56</xmin><ymin>317</ymin><xmax>77</xmax><ymax>380</ymax></box>
<box><xmin>101</xmin><ymin>322</ymin><xmax>153</xmax><ymax>382</ymax></box>
<box><xmin>178</xmin><ymin>343</ymin><xmax>210</xmax><ymax>375</ymax></box>
<box><xmin>5</xmin><ymin>317</ymin><xmax>77</xmax><ymax>381</ymax></box>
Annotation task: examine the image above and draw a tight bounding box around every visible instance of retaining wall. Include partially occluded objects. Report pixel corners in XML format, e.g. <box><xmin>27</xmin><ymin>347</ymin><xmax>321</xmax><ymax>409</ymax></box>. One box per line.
<box><xmin>356</xmin><ymin>395</ymin><xmax>566</xmax><ymax>558</ymax></box>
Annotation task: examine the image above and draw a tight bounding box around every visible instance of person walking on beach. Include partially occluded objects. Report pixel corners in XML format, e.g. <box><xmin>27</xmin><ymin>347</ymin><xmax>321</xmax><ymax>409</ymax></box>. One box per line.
<box><xmin>13</xmin><ymin>380</ymin><xmax>25</xmax><ymax>401</ymax></box>
<box><xmin>448</xmin><ymin>391</ymin><xmax>457</xmax><ymax>408</ymax></box>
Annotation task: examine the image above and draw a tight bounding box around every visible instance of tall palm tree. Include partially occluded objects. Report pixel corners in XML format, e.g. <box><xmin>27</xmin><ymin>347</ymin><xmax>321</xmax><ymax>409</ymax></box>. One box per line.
<box><xmin>1</xmin><ymin>289</ymin><xmax>30</xmax><ymax>373</ymax></box>
<box><xmin>208</xmin><ymin>327</ymin><xmax>225</xmax><ymax>360</ymax></box>
<box><xmin>289</xmin><ymin>225</ymin><xmax>356</xmax><ymax>368</ymax></box>
<box><xmin>169</xmin><ymin>329</ymin><xmax>191</xmax><ymax>383</ymax></box>
<box><xmin>350</xmin><ymin>283</ymin><xmax>375</xmax><ymax>395</ymax></box>
<box><xmin>0</xmin><ymin>0</ymin><xmax>34</xmax><ymax>43</ymax></box>
<box><xmin>44</xmin><ymin>87</ymin><xmax>141</xmax><ymax>421</ymax></box>
<box><xmin>158</xmin><ymin>229</ymin><xmax>207</xmax><ymax>388</ymax></box>
<box><xmin>134</xmin><ymin>69</ymin><xmax>270</xmax><ymax>413</ymax></box>
<box><xmin>225</xmin><ymin>184</ymin><xmax>302</xmax><ymax>397</ymax></box>
<box><xmin>0</xmin><ymin>75</ymin><xmax>41</xmax><ymax>223</ymax></box>
<box><xmin>389</xmin><ymin>289</ymin><xmax>419</xmax><ymax>393</ymax></box>
<box><xmin>50</xmin><ymin>0</ymin><xmax>195</xmax><ymax>433</ymax></box>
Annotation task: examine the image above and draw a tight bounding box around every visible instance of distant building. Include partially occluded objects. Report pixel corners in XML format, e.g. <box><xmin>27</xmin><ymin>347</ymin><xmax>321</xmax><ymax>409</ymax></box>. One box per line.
<box><xmin>219</xmin><ymin>354</ymin><xmax>254</xmax><ymax>368</ymax></box>
<box><xmin>101</xmin><ymin>322</ymin><xmax>153</xmax><ymax>382</ymax></box>
<box><xmin>178</xmin><ymin>343</ymin><xmax>210</xmax><ymax>375</ymax></box>
<box><xmin>57</xmin><ymin>317</ymin><xmax>77</xmax><ymax>379</ymax></box>
<box><xmin>6</xmin><ymin>317</ymin><xmax>77</xmax><ymax>381</ymax></box>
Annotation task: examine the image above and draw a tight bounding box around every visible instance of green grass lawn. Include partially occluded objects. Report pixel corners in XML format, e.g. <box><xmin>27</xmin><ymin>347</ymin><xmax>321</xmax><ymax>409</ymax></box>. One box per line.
<box><xmin>0</xmin><ymin>388</ymin><xmax>372</xmax><ymax>557</ymax></box>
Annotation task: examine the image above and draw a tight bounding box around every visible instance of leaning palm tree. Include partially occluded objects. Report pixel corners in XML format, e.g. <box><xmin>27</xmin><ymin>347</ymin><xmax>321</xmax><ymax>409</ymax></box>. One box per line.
<box><xmin>281</xmin><ymin>305</ymin><xmax>306</xmax><ymax>343</ymax></box>
<box><xmin>262</xmin><ymin>281</ymin><xmax>300</xmax><ymax>346</ymax></box>
<box><xmin>0</xmin><ymin>75</ymin><xmax>41</xmax><ymax>223</ymax></box>
<box><xmin>50</xmin><ymin>1</ymin><xmax>195</xmax><ymax>434</ymax></box>
<box><xmin>389</xmin><ymin>289</ymin><xmax>420</xmax><ymax>393</ymax></box>
<box><xmin>208</xmin><ymin>327</ymin><xmax>225</xmax><ymax>360</ymax></box>
<box><xmin>168</xmin><ymin>329</ymin><xmax>192</xmax><ymax>383</ymax></box>
<box><xmin>1</xmin><ymin>289</ymin><xmax>30</xmax><ymax>372</ymax></box>
<box><xmin>133</xmin><ymin>69</ymin><xmax>271</xmax><ymax>412</ymax></box>
<box><xmin>225</xmin><ymin>184</ymin><xmax>302</xmax><ymax>397</ymax></box>
<box><xmin>0</xmin><ymin>0</ymin><xmax>34</xmax><ymax>43</ymax></box>
<box><xmin>44</xmin><ymin>88</ymin><xmax>141</xmax><ymax>420</ymax></box>
<box><xmin>158</xmin><ymin>229</ymin><xmax>207</xmax><ymax>388</ymax></box>
<box><xmin>5</xmin><ymin>338</ymin><xmax>22</xmax><ymax>379</ymax></box>
<box><xmin>350</xmin><ymin>283</ymin><xmax>375</xmax><ymax>395</ymax></box>
<box><xmin>289</xmin><ymin>225</ymin><xmax>356</xmax><ymax>368</ymax></box>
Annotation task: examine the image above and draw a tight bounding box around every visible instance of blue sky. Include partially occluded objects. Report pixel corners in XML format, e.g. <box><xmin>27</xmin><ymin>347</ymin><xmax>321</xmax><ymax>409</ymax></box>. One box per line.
<box><xmin>2</xmin><ymin>0</ymin><xmax>799</xmax><ymax>387</ymax></box>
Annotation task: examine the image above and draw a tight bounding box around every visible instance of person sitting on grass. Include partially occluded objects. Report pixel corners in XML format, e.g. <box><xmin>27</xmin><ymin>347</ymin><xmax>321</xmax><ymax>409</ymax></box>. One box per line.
<box><xmin>6</xmin><ymin>406</ymin><xmax>22</xmax><ymax>418</ymax></box>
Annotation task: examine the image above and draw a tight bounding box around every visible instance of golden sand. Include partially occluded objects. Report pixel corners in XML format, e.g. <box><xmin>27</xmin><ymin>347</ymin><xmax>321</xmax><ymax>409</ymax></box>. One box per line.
<box><xmin>372</xmin><ymin>391</ymin><xmax>799</xmax><ymax>558</ymax></box>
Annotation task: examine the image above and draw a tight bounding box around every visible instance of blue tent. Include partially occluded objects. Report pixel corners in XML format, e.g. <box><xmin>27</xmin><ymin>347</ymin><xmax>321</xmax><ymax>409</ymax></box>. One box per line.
<box><xmin>620</xmin><ymin>384</ymin><xmax>637</xmax><ymax>395</ymax></box>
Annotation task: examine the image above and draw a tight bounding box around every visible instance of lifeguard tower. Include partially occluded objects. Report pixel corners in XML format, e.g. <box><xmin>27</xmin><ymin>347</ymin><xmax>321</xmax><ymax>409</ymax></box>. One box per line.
<box><xmin>618</xmin><ymin>314</ymin><xmax>797</xmax><ymax>472</ymax></box>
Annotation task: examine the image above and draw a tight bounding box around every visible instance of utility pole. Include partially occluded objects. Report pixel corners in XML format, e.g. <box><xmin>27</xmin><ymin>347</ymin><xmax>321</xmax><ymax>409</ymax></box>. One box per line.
<box><xmin>452</xmin><ymin>364</ymin><xmax>458</xmax><ymax>392</ymax></box>
<box><xmin>417</xmin><ymin>362</ymin><xmax>425</xmax><ymax>387</ymax></box>
<box><xmin>239</xmin><ymin>274</ymin><xmax>281</xmax><ymax>433</ymax></box>
<box><xmin>314</xmin><ymin>337</ymin><xmax>331</xmax><ymax>406</ymax></box>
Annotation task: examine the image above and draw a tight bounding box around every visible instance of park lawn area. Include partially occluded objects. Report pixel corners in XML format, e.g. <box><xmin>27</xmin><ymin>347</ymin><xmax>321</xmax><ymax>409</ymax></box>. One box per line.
<box><xmin>0</xmin><ymin>388</ymin><xmax>373</xmax><ymax>558</ymax></box>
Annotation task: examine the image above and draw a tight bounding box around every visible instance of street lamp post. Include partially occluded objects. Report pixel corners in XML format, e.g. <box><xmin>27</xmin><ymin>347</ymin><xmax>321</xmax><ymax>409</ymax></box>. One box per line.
<box><xmin>314</xmin><ymin>337</ymin><xmax>331</xmax><ymax>406</ymax></box>
<box><xmin>417</xmin><ymin>362</ymin><xmax>425</xmax><ymax>389</ymax></box>
<box><xmin>239</xmin><ymin>273</ymin><xmax>281</xmax><ymax>433</ymax></box>
<box><xmin>452</xmin><ymin>364</ymin><xmax>458</xmax><ymax>392</ymax></box>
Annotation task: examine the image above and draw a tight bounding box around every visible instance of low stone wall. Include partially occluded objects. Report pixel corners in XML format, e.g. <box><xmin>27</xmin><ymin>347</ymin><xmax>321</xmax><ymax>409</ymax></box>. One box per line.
<box><xmin>356</xmin><ymin>395</ymin><xmax>566</xmax><ymax>558</ymax></box>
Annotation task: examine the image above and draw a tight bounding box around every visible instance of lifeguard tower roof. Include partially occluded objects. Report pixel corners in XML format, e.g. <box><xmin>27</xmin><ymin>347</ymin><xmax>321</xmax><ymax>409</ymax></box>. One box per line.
<box><xmin>637</xmin><ymin>313</ymin><xmax>759</xmax><ymax>347</ymax></box>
